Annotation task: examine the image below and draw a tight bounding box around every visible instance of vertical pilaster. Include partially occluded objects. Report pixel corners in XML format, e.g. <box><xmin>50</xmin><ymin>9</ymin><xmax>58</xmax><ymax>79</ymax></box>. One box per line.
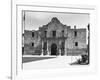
<box><xmin>41</xmin><ymin>40</ymin><xmax>43</xmax><ymax>56</ymax></box>
<box><xmin>47</xmin><ymin>41</ymin><xmax>49</xmax><ymax>55</ymax></box>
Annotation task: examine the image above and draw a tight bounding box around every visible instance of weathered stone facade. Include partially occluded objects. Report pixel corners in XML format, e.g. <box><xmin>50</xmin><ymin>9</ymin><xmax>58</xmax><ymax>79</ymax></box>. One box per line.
<box><xmin>23</xmin><ymin>17</ymin><xmax>87</xmax><ymax>56</ymax></box>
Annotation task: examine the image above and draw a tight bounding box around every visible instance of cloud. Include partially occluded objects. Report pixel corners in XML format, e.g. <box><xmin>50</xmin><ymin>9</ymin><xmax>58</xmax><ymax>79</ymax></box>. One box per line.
<box><xmin>25</xmin><ymin>11</ymin><xmax>89</xmax><ymax>30</ymax></box>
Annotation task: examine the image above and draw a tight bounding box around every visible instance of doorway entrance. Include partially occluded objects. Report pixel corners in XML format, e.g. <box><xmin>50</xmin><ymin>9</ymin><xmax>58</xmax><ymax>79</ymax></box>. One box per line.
<box><xmin>51</xmin><ymin>43</ymin><xmax>57</xmax><ymax>55</ymax></box>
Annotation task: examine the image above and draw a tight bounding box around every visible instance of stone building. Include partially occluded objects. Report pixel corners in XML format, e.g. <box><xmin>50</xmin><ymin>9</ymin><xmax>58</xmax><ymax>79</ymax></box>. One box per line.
<box><xmin>23</xmin><ymin>17</ymin><xmax>87</xmax><ymax>56</ymax></box>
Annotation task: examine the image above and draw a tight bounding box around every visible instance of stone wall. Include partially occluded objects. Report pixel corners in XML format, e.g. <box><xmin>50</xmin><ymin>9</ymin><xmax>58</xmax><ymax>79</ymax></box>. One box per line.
<box><xmin>24</xmin><ymin>30</ymin><xmax>41</xmax><ymax>55</ymax></box>
<box><xmin>66</xmin><ymin>28</ymin><xmax>86</xmax><ymax>50</ymax></box>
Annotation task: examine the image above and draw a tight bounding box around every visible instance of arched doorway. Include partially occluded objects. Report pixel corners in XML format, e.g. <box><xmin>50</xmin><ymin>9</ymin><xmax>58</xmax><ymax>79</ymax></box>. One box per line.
<box><xmin>51</xmin><ymin>43</ymin><xmax>57</xmax><ymax>55</ymax></box>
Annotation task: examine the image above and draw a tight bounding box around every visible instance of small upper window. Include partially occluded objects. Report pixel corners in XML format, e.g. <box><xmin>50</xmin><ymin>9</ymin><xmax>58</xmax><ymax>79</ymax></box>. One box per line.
<box><xmin>52</xmin><ymin>30</ymin><xmax>56</xmax><ymax>37</ymax></box>
<box><xmin>75</xmin><ymin>42</ymin><xmax>78</xmax><ymax>46</ymax></box>
<box><xmin>32</xmin><ymin>32</ymin><xmax>34</xmax><ymax>37</ymax></box>
<box><xmin>32</xmin><ymin>42</ymin><xmax>34</xmax><ymax>47</ymax></box>
<box><xmin>62</xmin><ymin>30</ymin><xmax>64</xmax><ymax>37</ymax></box>
<box><xmin>74</xmin><ymin>31</ymin><xmax>77</xmax><ymax>37</ymax></box>
<box><xmin>44</xmin><ymin>31</ymin><xmax>47</xmax><ymax>37</ymax></box>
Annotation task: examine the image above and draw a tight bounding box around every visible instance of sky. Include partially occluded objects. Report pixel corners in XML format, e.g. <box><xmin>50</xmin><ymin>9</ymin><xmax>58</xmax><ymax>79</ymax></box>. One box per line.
<box><xmin>24</xmin><ymin>11</ymin><xmax>90</xmax><ymax>30</ymax></box>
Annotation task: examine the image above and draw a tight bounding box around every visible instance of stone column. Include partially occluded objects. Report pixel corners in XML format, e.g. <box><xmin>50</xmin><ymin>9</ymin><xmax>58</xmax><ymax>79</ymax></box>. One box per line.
<box><xmin>41</xmin><ymin>40</ymin><xmax>43</xmax><ymax>56</ymax></box>
<box><xmin>47</xmin><ymin>41</ymin><xmax>49</xmax><ymax>55</ymax></box>
<box><xmin>59</xmin><ymin>42</ymin><xmax>61</xmax><ymax>56</ymax></box>
<box><xmin>59</xmin><ymin>49</ymin><xmax>61</xmax><ymax>56</ymax></box>
<box><xmin>65</xmin><ymin>40</ymin><xmax>67</xmax><ymax>56</ymax></box>
<box><xmin>64</xmin><ymin>41</ymin><xmax>65</xmax><ymax>56</ymax></box>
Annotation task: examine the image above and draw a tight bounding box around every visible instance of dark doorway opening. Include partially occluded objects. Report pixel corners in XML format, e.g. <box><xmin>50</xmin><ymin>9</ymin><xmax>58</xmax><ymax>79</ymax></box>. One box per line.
<box><xmin>51</xmin><ymin>43</ymin><xmax>57</xmax><ymax>55</ymax></box>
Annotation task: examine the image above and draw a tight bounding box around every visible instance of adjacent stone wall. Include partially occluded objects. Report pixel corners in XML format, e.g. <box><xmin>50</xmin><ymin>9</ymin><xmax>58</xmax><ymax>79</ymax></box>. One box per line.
<box><xmin>66</xmin><ymin>28</ymin><xmax>86</xmax><ymax>50</ymax></box>
<box><xmin>24</xmin><ymin>30</ymin><xmax>41</xmax><ymax>55</ymax></box>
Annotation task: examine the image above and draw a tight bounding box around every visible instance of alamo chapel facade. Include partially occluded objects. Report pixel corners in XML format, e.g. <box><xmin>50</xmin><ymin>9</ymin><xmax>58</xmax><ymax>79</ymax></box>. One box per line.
<box><xmin>23</xmin><ymin>17</ymin><xmax>87</xmax><ymax>56</ymax></box>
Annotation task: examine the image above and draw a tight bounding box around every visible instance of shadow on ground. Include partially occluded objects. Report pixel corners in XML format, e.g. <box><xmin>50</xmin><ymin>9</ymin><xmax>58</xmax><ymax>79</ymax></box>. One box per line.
<box><xmin>22</xmin><ymin>57</ymin><xmax>56</xmax><ymax>63</ymax></box>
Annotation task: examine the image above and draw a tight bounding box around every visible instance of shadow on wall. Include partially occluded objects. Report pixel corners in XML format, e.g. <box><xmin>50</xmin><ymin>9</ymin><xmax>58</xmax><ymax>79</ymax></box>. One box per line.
<box><xmin>22</xmin><ymin>57</ymin><xmax>56</xmax><ymax>63</ymax></box>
